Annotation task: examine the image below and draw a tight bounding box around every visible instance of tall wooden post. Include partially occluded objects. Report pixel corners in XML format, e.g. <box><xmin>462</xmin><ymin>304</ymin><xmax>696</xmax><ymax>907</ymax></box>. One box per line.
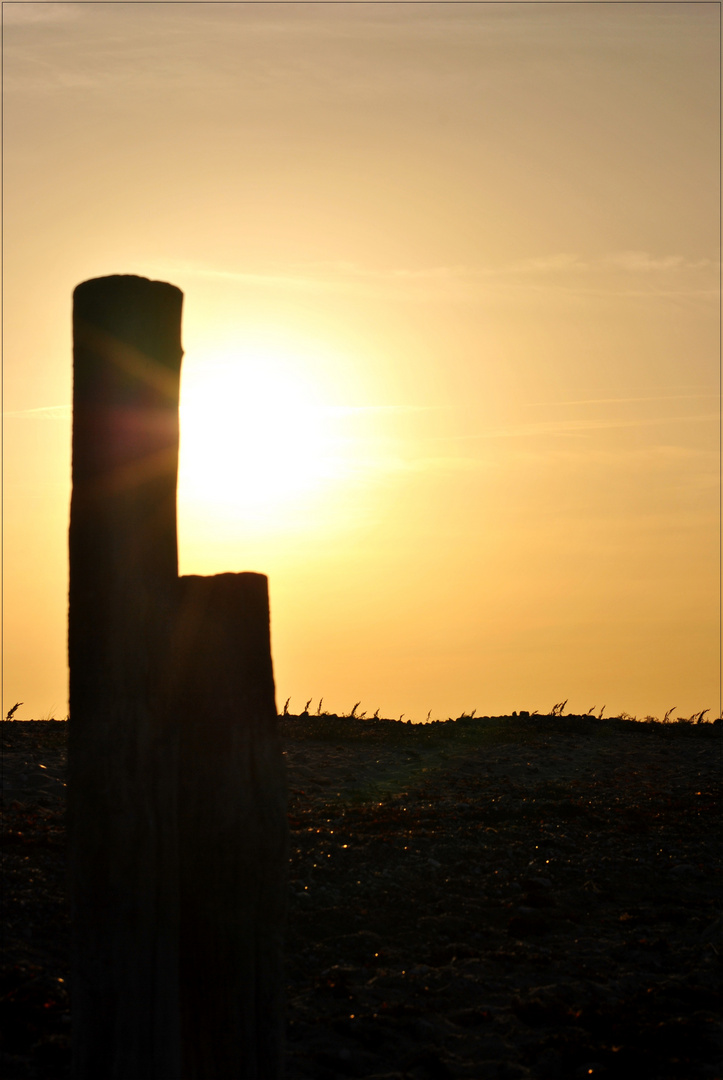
<box><xmin>69</xmin><ymin>275</ymin><xmax>184</xmax><ymax>1078</ymax></box>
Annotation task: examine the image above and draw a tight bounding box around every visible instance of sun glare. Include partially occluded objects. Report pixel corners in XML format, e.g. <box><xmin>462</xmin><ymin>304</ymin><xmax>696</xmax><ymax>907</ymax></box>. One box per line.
<box><xmin>177</xmin><ymin>344</ymin><xmax>348</xmax><ymax>524</ymax></box>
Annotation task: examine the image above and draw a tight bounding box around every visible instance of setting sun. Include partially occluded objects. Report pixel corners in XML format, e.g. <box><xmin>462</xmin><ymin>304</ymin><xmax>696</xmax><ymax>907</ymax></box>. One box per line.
<box><xmin>178</xmin><ymin>341</ymin><xmax>347</xmax><ymax>522</ymax></box>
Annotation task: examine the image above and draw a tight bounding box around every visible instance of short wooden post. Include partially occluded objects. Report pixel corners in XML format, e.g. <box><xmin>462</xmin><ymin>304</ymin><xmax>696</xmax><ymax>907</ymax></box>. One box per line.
<box><xmin>172</xmin><ymin>573</ymin><xmax>288</xmax><ymax>1080</ymax></box>
<box><xmin>68</xmin><ymin>275</ymin><xmax>184</xmax><ymax>1078</ymax></box>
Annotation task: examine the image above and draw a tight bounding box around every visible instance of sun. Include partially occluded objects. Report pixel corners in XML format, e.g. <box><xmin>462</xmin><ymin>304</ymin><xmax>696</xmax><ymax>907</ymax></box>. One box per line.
<box><xmin>177</xmin><ymin>343</ymin><xmax>347</xmax><ymax>524</ymax></box>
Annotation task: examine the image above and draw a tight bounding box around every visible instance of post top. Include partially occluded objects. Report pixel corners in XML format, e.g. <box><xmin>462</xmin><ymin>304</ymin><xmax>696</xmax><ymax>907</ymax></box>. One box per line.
<box><xmin>74</xmin><ymin>274</ymin><xmax>183</xmax><ymax>302</ymax></box>
<box><xmin>73</xmin><ymin>275</ymin><xmax>183</xmax><ymax>363</ymax></box>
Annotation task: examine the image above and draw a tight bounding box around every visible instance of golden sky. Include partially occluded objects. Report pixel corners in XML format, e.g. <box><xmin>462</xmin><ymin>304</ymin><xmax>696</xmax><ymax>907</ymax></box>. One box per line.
<box><xmin>3</xmin><ymin>2</ymin><xmax>720</xmax><ymax>722</ymax></box>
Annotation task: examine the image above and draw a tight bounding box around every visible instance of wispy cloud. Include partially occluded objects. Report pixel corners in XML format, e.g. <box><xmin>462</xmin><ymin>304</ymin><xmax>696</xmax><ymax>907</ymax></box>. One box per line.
<box><xmin>3</xmin><ymin>404</ymin><xmax>70</xmax><ymax>419</ymax></box>
<box><xmin>157</xmin><ymin>252</ymin><xmax>718</xmax><ymax>306</ymax></box>
<box><xmin>601</xmin><ymin>252</ymin><xmax>713</xmax><ymax>273</ymax></box>
<box><xmin>523</xmin><ymin>393</ymin><xmax>719</xmax><ymax>407</ymax></box>
<box><xmin>507</xmin><ymin>253</ymin><xmax>583</xmax><ymax>274</ymax></box>
<box><xmin>508</xmin><ymin>252</ymin><xmax>714</xmax><ymax>275</ymax></box>
<box><xmin>3</xmin><ymin>3</ymin><xmax>80</xmax><ymax>26</ymax></box>
<box><xmin>426</xmin><ymin>413</ymin><xmax>720</xmax><ymax>442</ymax></box>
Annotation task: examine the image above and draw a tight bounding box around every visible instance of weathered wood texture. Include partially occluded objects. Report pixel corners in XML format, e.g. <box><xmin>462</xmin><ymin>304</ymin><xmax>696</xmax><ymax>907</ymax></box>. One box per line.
<box><xmin>68</xmin><ymin>275</ymin><xmax>184</xmax><ymax>1079</ymax></box>
<box><xmin>173</xmin><ymin>573</ymin><xmax>288</xmax><ymax>1080</ymax></box>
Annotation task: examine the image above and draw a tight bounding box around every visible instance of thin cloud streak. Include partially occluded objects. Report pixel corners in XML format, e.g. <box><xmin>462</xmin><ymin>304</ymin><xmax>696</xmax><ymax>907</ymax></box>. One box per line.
<box><xmin>3</xmin><ymin>405</ymin><xmax>70</xmax><ymax>419</ymax></box>
<box><xmin>427</xmin><ymin>414</ymin><xmax>720</xmax><ymax>441</ymax></box>
<box><xmin>159</xmin><ymin>253</ymin><xmax>718</xmax><ymax>305</ymax></box>
<box><xmin>3</xmin><ymin>4</ymin><xmax>80</xmax><ymax>26</ymax></box>
<box><xmin>523</xmin><ymin>394</ymin><xmax>719</xmax><ymax>407</ymax></box>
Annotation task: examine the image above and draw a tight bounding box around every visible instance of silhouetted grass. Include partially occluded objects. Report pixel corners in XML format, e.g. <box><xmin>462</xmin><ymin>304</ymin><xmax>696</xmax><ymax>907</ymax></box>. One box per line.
<box><xmin>278</xmin><ymin>702</ymin><xmax>721</xmax><ymax>745</ymax></box>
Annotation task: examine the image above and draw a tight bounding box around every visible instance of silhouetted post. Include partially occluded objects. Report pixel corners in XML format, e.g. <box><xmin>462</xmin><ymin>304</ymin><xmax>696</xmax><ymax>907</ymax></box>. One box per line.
<box><xmin>68</xmin><ymin>275</ymin><xmax>184</xmax><ymax>1078</ymax></box>
<box><xmin>68</xmin><ymin>274</ymin><xmax>288</xmax><ymax>1080</ymax></box>
<box><xmin>172</xmin><ymin>573</ymin><xmax>287</xmax><ymax>1080</ymax></box>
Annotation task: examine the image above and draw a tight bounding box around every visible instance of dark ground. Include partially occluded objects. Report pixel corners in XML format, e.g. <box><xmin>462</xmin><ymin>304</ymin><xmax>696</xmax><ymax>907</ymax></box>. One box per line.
<box><xmin>1</xmin><ymin>714</ymin><xmax>720</xmax><ymax>1079</ymax></box>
